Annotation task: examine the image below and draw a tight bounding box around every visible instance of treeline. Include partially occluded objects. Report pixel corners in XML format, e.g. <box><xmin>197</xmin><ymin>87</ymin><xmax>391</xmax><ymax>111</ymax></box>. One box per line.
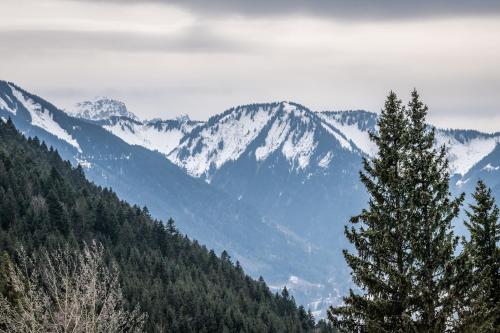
<box><xmin>0</xmin><ymin>118</ymin><xmax>334</xmax><ymax>332</ymax></box>
<box><xmin>330</xmin><ymin>91</ymin><xmax>499</xmax><ymax>332</ymax></box>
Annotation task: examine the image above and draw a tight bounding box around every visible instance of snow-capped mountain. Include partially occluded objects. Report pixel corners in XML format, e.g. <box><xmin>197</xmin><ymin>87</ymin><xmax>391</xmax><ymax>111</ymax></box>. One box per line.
<box><xmin>68</xmin><ymin>97</ymin><xmax>139</xmax><ymax>121</ymax></box>
<box><xmin>0</xmin><ymin>81</ymin><xmax>315</xmax><ymax>304</ymax></box>
<box><xmin>167</xmin><ymin>102</ymin><xmax>369</xmax><ymax>315</ymax></box>
<box><xmin>70</xmin><ymin>97</ymin><xmax>203</xmax><ymax>155</ymax></box>
<box><xmin>169</xmin><ymin>102</ymin><xmax>358</xmax><ymax>179</ymax></box>
<box><xmin>320</xmin><ymin>110</ymin><xmax>500</xmax><ymax>179</ymax></box>
<box><xmin>69</xmin><ymin>96</ymin><xmax>500</xmax><ymax>317</ymax></box>
<box><xmin>8</xmin><ymin>83</ymin><xmax>500</xmax><ymax>318</ymax></box>
<box><xmin>167</xmin><ymin>102</ymin><xmax>366</xmax><ymax>253</ymax></box>
<box><xmin>71</xmin><ymin>97</ymin><xmax>500</xmax><ymax>183</ymax></box>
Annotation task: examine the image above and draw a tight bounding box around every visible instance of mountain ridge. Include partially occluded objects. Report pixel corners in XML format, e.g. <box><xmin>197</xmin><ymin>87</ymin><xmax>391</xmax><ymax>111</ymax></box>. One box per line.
<box><xmin>0</xmin><ymin>80</ymin><xmax>315</xmax><ymax>288</ymax></box>
<box><xmin>2</xmin><ymin>82</ymin><xmax>500</xmax><ymax>318</ymax></box>
<box><xmin>66</xmin><ymin>96</ymin><xmax>500</xmax><ymax>181</ymax></box>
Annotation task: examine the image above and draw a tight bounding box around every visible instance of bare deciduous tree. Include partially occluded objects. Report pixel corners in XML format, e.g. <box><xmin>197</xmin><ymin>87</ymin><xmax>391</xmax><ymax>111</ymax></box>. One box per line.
<box><xmin>0</xmin><ymin>242</ymin><xmax>146</xmax><ymax>333</ymax></box>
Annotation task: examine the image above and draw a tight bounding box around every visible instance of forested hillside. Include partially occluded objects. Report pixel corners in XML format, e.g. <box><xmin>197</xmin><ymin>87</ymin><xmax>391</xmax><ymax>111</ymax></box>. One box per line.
<box><xmin>0</xmin><ymin>118</ymin><xmax>332</xmax><ymax>332</ymax></box>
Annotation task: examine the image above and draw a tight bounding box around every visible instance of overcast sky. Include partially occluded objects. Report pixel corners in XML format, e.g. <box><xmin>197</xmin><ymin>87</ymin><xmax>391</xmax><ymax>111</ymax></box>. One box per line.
<box><xmin>1</xmin><ymin>0</ymin><xmax>499</xmax><ymax>131</ymax></box>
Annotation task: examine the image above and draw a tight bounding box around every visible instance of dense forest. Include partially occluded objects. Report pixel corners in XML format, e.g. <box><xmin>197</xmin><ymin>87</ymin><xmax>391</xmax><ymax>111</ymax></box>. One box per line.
<box><xmin>0</xmin><ymin>118</ymin><xmax>334</xmax><ymax>332</ymax></box>
<box><xmin>330</xmin><ymin>91</ymin><xmax>499</xmax><ymax>332</ymax></box>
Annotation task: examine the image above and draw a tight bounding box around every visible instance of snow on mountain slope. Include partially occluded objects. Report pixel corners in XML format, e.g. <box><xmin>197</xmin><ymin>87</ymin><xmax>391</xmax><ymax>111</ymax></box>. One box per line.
<box><xmin>2</xmin><ymin>83</ymin><xmax>81</xmax><ymax>152</ymax></box>
<box><xmin>0</xmin><ymin>93</ymin><xmax>15</xmax><ymax>115</ymax></box>
<box><xmin>254</xmin><ymin>103</ymin><xmax>353</xmax><ymax>168</ymax></box>
<box><xmin>483</xmin><ymin>163</ymin><xmax>500</xmax><ymax>172</ymax></box>
<box><xmin>68</xmin><ymin>97</ymin><xmax>204</xmax><ymax>155</ymax></box>
<box><xmin>66</xmin><ymin>95</ymin><xmax>500</xmax><ymax>182</ymax></box>
<box><xmin>1</xmin><ymin>81</ymin><xmax>315</xmax><ymax>300</ymax></box>
<box><xmin>318</xmin><ymin>110</ymin><xmax>378</xmax><ymax>156</ymax></box>
<box><xmin>320</xmin><ymin>110</ymin><xmax>500</xmax><ymax>177</ymax></box>
<box><xmin>168</xmin><ymin>101</ymin><xmax>357</xmax><ymax>178</ymax></box>
<box><xmin>101</xmin><ymin>116</ymin><xmax>202</xmax><ymax>155</ymax></box>
<box><xmin>170</xmin><ymin>103</ymin><xmax>278</xmax><ymax>177</ymax></box>
<box><xmin>435</xmin><ymin>130</ymin><xmax>500</xmax><ymax>176</ymax></box>
<box><xmin>68</xmin><ymin>97</ymin><xmax>139</xmax><ymax>121</ymax></box>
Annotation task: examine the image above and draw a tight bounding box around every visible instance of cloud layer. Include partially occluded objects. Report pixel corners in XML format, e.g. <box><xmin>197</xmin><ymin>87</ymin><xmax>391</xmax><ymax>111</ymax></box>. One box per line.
<box><xmin>1</xmin><ymin>0</ymin><xmax>499</xmax><ymax>132</ymax></box>
<box><xmin>77</xmin><ymin>0</ymin><xmax>500</xmax><ymax>20</ymax></box>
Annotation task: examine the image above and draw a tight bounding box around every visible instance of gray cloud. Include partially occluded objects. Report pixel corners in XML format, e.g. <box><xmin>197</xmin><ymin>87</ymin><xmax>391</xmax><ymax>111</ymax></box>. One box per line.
<box><xmin>73</xmin><ymin>0</ymin><xmax>500</xmax><ymax>20</ymax></box>
<box><xmin>1</xmin><ymin>0</ymin><xmax>499</xmax><ymax>132</ymax></box>
<box><xmin>0</xmin><ymin>26</ymin><xmax>247</xmax><ymax>54</ymax></box>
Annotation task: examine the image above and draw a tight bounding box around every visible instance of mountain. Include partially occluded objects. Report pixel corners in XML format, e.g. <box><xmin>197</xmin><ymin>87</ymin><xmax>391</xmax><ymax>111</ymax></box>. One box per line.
<box><xmin>5</xmin><ymin>82</ymin><xmax>500</xmax><ymax>318</ymax></box>
<box><xmin>168</xmin><ymin>102</ymin><xmax>365</xmax><ymax>253</ymax></box>
<box><xmin>319</xmin><ymin>110</ymin><xmax>500</xmax><ymax>191</ymax></box>
<box><xmin>165</xmin><ymin>102</ymin><xmax>372</xmax><ymax>315</ymax></box>
<box><xmin>67</xmin><ymin>96</ymin><xmax>140</xmax><ymax>121</ymax></box>
<box><xmin>320</xmin><ymin>111</ymin><xmax>500</xmax><ymax>236</ymax></box>
<box><xmin>0</xmin><ymin>118</ymin><xmax>325</xmax><ymax>332</ymax></box>
<box><xmin>68</xmin><ymin>95</ymin><xmax>500</xmax><ymax>317</ymax></box>
<box><xmin>68</xmin><ymin>97</ymin><xmax>203</xmax><ymax>155</ymax></box>
<box><xmin>0</xmin><ymin>81</ymin><xmax>319</xmax><ymax>297</ymax></box>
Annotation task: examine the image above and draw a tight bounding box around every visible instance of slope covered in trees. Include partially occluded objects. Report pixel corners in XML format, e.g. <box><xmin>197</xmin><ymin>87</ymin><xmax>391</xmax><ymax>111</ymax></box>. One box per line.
<box><xmin>0</xmin><ymin>118</ymin><xmax>328</xmax><ymax>332</ymax></box>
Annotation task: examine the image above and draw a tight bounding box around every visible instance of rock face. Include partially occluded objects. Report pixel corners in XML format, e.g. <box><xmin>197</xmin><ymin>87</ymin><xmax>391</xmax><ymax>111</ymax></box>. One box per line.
<box><xmin>67</xmin><ymin>97</ymin><xmax>140</xmax><ymax>122</ymax></box>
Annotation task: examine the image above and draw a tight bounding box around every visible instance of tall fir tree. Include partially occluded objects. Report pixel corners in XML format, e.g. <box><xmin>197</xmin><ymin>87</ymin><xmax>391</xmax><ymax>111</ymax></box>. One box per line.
<box><xmin>459</xmin><ymin>180</ymin><xmax>499</xmax><ymax>332</ymax></box>
<box><xmin>329</xmin><ymin>92</ymin><xmax>414</xmax><ymax>332</ymax></box>
<box><xmin>330</xmin><ymin>90</ymin><xmax>466</xmax><ymax>332</ymax></box>
<box><xmin>404</xmin><ymin>90</ymin><xmax>463</xmax><ymax>332</ymax></box>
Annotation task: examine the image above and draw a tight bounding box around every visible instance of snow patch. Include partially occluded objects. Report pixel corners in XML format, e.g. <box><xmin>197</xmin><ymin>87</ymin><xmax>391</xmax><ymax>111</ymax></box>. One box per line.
<box><xmin>320</xmin><ymin>122</ymin><xmax>352</xmax><ymax>151</ymax></box>
<box><xmin>482</xmin><ymin>163</ymin><xmax>500</xmax><ymax>171</ymax></box>
<box><xmin>255</xmin><ymin>118</ymin><xmax>290</xmax><ymax>161</ymax></box>
<box><xmin>75</xmin><ymin>157</ymin><xmax>92</xmax><ymax>169</ymax></box>
<box><xmin>319</xmin><ymin>113</ymin><xmax>376</xmax><ymax>156</ymax></box>
<box><xmin>103</xmin><ymin>119</ymin><xmax>194</xmax><ymax>155</ymax></box>
<box><xmin>435</xmin><ymin>132</ymin><xmax>500</xmax><ymax>175</ymax></box>
<box><xmin>0</xmin><ymin>97</ymin><xmax>15</xmax><ymax>114</ymax></box>
<box><xmin>170</xmin><ymin>105</ymin><xmax>275</xmax><ymax>177</ymax></box>
<box><xmin>10</xmin><ymin>85</ymin><xmax>81</xmax><ymax>152</ymax></box>
<box><xmin>282</xmin><ymin>129</ymin><xmax>317</xmax><ymax>170</ymax></box>
<box><xmin>456</xmin><ymin>178</ymin><xmax>470</xmax><ymax>188</ymax></box>
<box><xmin>318</xmin><ymin>152</ymin><xmax>333</xmax><ymax>168</ymax></box>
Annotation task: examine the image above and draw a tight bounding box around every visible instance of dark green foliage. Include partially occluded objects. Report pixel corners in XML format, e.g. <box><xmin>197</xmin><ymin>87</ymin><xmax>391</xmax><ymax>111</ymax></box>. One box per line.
<box><xmin>0</xmin><ymin>119</ymin><xmax>315</xmax><ymax>332</ymax></box>
<box><xmin>0</xmin><ymin>252</ymin><xmax>19</xmax><ymax>307</ymax></box>
<box><xmin>404</xmin><ymin>90</ymin><xmax>464</xmax><ymax>332</ymax></box>
<box><xmin>329</xmin><ymin>91</ymin><xmax>465</xmax><ymax>332</ymax></box>
<box><xmin>458</xmin><ymin>181</ymin><xmax>500</xmax><ymax>332</ymax></box>
<box><xmin>315</xmin><ymin>319</ymin><xmax>337</xmax><ymax>333</ymax></box>
<box><xmin>329</xmin><ymin>92</ymin><xmax>414</xmax><ymax>332</ymax></box>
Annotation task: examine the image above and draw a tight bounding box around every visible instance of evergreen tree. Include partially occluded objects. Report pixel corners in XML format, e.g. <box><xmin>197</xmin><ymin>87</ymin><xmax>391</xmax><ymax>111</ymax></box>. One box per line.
<box><xmin>329</xmin><ymin>92</ymin><xmax>414</xmax><ymax>332</ymax></box>
<box><xmin>458</xmin><ymin>180</ymin><xmax>499</xmax><ymax>332</ymax></box>
<box><xmin>404</xmin><ymin>90</ymin><xmax>463</xmax><ymax>332</ymax></box>
<box><xmin>0</xmin><ymin>252</ymin><xmax>20</xmax><ymax>307</ymax></box>
<box><xmin>46</xmin><ymin>189</ymin><xmax>68</xmax><ymax>235</ymax></box>
<box><xmin>330</xmin><ymin>90</ymin><xmax>465</xmax><ymax>332</ymax></box>
<box><xmin>166</xmin><ymin>217</ymin><xmax>178</xmax><ymax>235</ymax></box>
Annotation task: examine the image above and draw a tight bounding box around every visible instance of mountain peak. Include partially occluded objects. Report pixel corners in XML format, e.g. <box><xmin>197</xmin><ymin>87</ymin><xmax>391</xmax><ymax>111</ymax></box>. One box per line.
<box><xmin>175</xmin><ymin>114</ymin><xmax>191</xmax><ymax>123</ymax></box>
<box><xmin>168</xmin><ymin>101</ymin><xmax>357</xmax><ymax>178</ymax></box>
<box><xmin>68</xmin><ymin>97</ymin><xmax>139</xmax><ymax>122</ymax></box>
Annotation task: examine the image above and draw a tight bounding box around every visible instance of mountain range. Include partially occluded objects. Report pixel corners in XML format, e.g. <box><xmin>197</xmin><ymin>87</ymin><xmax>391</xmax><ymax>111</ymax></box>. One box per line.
<box><xmin>1</xmin><ymin>80</ymin><xmax>499</xmax><ymax>317</ymax></box>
